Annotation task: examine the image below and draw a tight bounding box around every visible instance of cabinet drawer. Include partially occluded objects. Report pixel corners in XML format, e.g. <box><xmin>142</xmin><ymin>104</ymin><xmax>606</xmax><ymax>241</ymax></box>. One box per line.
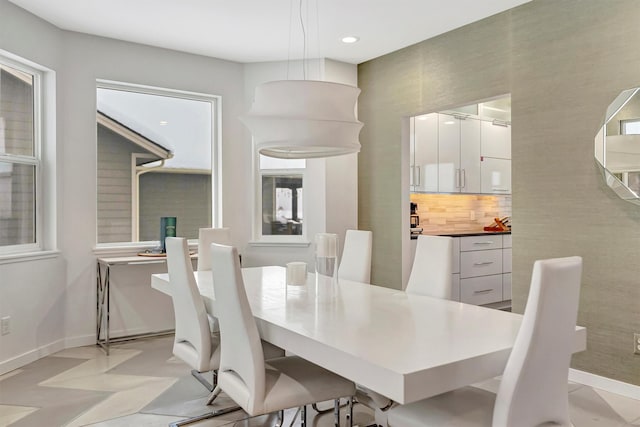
<box><xmin>460</xmin><ymin>249</ymin><xmax>503</xmax><ymax>278</ymax></box>
<box><xmin>503</xmin><ymin>248</ymin><xmax>512</xmax><ymax>273</ymax></box>
<box><xmin>460</xmin><ymin>275</ymin><xmax>503</xmax><ymax>305</ymax></box>
<box><xmin>460</xmin><ymin>235</ymin><xmax>502</xmax><ymax>251</ymax></box>
<box><xmin>503</xmin><ymin>273</ymin><xmax>512</xmax><ymax>301</ymax></box>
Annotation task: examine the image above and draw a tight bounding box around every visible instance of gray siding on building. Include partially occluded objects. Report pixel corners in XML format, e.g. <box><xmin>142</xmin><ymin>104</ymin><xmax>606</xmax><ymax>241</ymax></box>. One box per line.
<box><xmin>139</xmin><ymin>171</ymin><xmax>211</xmax><ymax>241</ymax></box>
<box><xmin>97</xmin><ymin>123</ymin><xmax>211</xmax><ymax>243</ymax></box>
<box><xmin>96</xmin><ymin>124</ymin><xmax>134</xmax><ymax>243</ymax></box>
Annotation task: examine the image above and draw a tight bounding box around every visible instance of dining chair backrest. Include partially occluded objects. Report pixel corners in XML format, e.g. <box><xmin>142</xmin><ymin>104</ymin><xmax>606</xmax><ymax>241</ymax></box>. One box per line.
<box><xmin>338</xmin><ymin>229</ymin><xmax>373</xmax><ymax>283</ymax></box>
<box><xmin>210</xmin><ymin>243</ymin><xmax>267</xmax><ymax>415</ymax></box>
<box><xmin>197</xmin><ymin>227</ymin><xmax>232</xmax><ymax>271</ymax></box>
<box><xmin>165</xmin><ymin>237</ymin><xmax>213</xmax><ymax>372</ymax></box>
<box><xmin>493</xmin><ymin>256</ymin><xmax>582</xmax><ymax>427</ymax></box>
<box><xmin>405</xmin><ymin>235</ymin><xmax>453</xmax><ymax>299</ymax></box>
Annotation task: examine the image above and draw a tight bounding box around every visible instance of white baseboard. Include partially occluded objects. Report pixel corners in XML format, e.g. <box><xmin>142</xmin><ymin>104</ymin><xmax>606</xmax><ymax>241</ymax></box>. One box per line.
<box><xmin>0</xmin><ymin>338</ymin><xmax>66</xmax><ymax>376</ymax></box>
<box><xmin>570</xmin><ymin>368</ymin><xmax>640</xmax><ymax>400</ymax></box>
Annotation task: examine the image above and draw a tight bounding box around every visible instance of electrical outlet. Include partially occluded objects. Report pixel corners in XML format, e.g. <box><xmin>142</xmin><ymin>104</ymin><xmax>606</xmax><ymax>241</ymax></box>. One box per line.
<box><xmin>1</xmin><ymin>316</ymin><xmax>10</xmax><ymax>335</ymax></box>
<box><xmin>635</xmin><ymin>333</ymin><xmax>640</xmax><ymax>355</ymax></box>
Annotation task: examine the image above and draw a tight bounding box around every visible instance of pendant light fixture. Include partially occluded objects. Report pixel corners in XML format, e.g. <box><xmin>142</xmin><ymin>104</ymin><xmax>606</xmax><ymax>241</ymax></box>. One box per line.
<box><xmin>240</xmin><ymin>0</ymin><xmax>363</xmax><ymax>159</ymax></box>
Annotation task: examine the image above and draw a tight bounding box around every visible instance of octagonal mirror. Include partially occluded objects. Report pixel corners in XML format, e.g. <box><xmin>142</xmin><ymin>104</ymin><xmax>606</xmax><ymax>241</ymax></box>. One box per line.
<box><xmin>595</xmin><ymin>87</ymin><xmax>640</xmax><ymax>205</ymax></box>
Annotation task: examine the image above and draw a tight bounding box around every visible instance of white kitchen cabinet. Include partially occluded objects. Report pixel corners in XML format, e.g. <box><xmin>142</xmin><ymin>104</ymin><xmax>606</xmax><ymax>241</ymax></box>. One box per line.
<box><xmin>414</xmin><ymin>234</ymin><xmax>510</xmax><ymax>306</ymax></box>
<box><xmin>438</xmin><ymin>113</ymin><xmax>481</xmax><ymax>193</ymax></box>
<box><xmin>412</xmin><ymin>113</ymin><xmax>438</xmax><ymax>192</ymax></box>
<box><xmin>481</xmin><ymin>120</ymin><xmax>511</xmax><ymax>159</ymax></box>
<box><xmin>480</xmin><ymin>157</ymin><xmax>511</xmax><ymax>194</ymax></box>
<box><xmin>455</xmin><ymin>234</ymin><xmax>512</xmax><ymax>306</ymax></box>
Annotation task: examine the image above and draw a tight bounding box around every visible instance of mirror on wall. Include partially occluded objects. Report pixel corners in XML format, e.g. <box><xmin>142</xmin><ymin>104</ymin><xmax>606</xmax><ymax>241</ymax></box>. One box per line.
<box><xmin>595</xmin><ymin>88</ymin><xmax>640</xmax><ymax>205</ymax></box>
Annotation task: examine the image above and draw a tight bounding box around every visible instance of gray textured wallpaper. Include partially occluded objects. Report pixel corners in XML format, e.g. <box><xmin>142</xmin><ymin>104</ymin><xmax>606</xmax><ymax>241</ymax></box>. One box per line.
<box><xmin>358</xmin><ymin>0</ymin><xmax>640</xmax><ymax>385</ymax></box>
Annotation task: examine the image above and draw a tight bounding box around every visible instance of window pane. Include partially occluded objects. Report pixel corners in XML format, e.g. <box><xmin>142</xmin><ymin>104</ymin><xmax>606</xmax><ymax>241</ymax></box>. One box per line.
<box><xmin>96</xmin><ymin>86</ymin><xmax>214</xmax><ymax>244</ymax></box>
<box><xmin>0</xmin><ymin>162</ymin><xmax>35</xmax><ymax>246</ymax></box>
<box><xmin>262</xmin><ymin>175</ymin><xmax>303</xmax><ymax>236</ymax></box>
<box><xmin>0</xmin><ymin>65</ymin><xmax>35</xmax><ymax>157</ymax></box>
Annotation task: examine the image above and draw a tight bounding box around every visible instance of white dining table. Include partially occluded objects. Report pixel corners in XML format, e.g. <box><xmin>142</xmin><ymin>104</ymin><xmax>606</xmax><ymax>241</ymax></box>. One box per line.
<box><xmin>151</xmin><ymin>266</ymin><xmax>586</xmax><ymax>405</ymax></box>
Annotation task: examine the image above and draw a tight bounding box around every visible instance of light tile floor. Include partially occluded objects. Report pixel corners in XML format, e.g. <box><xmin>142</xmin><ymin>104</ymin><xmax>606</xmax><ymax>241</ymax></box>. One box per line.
<box><xmin>0</xmin><ymin>336</ymin><xmax>638</xmax><ymax>427</ymax></box>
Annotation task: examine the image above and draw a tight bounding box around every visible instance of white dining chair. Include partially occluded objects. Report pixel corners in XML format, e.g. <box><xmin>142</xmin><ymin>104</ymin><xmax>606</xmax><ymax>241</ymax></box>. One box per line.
<box><xmin>210</xmin><ymin>243</ymin><xmax>356</xmax><ymax>427</ymax></box>
<box><xmin>197</xmin><ymin>227</ymin><xmax>232</xmax><ymax>271</ymax></box>
<box><xmin>166</xmin><ymin>238</ymin><xmax>283</xmax><ymax>426</ymax></box>
<box><xmin>166</xmin><ymin>237</ymin><xmax>221</xmax><ymax>393</ymax></box>
<box><xmin>405</xmin><ymin>235</ymin><xmax>453</xmax><ymax>299</ymax></box>
<box><xmin>338</xmin><ymin>229</ymin><xmax>373</xmax><ymax>283</ymax></box>
<box><xmin>387</xmin><ymin>256</ymin><xmax>583</xmax><ymax>427</ymax></box>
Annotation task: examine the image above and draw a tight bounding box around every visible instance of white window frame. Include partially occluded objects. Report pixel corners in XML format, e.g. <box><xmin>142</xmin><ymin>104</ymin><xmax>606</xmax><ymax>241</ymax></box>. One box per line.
<box><xmin>251</xmin><ymin>148</ymin><xmax>309</xmax><ymax>246</ymax></box>
<box><xmin>94</xmin><ymin>80</ymin><xmax>222</xmax><ymax>251</ymax></box>
<box><xmin>0</xmin><ymin>54</ymin><xmax>44</xmax><ymax>256</ymax></box>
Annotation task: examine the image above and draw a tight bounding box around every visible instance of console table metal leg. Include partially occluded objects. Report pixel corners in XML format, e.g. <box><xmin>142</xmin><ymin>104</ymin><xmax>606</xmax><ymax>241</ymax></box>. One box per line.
<box><xmin>96</xmin><ymin>261</ymin><xmax>111</xmax><ymax>355</ymax></box>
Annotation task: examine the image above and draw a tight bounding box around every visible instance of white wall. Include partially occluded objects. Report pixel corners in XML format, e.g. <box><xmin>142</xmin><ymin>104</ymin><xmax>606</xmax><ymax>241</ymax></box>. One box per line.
<box><xmin>0</xmin><ymin>0</ymin><xmax>359</xmax><ymax>373</ymax></box>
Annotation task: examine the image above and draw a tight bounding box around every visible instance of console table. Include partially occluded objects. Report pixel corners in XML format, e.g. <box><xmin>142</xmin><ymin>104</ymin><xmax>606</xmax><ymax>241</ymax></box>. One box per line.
<box><xmin>96</xmin><ymin>254</ymin><xmax>195</xmax><ymax>354</ymax></box>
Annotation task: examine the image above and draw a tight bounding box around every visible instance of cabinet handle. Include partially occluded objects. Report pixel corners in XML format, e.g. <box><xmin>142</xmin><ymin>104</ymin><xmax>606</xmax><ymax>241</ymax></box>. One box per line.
<box><xmin>473</xmin><ymin>261</ymin><xmax>494</xmax><ymax>266</ymax></box>
<box><xmin>474</xmin><ymin>289</ymin><xmax>494</xmax><ymax>294</ymax></box>
<box><xmin>473</xmin><ymin>241</ymin><xmax>494</xmax><ymax>245</ymax></box>
<box><xmin>492</xmin><ymin>188</ymin><xmax>509</xmax><ymax>192</ymax></box>
<box><xmin>461</xmin><ymin>168</ymin><xmax>466</xmax><ymax>188</ymax></box>
<box><xmin>417</xmin><ymin>165</ymin><xmax>421</xmax><ymax>186</ymax></box>
<box><xmin>492</xmin><ymin>119</ymin><xmax>509</xmax><ymax>127</ymax></box>
<box><xmin>410</xmin><ymin>165</ymin><xmax>414</xmax><ymax>186</ymax></box>
<box><xmin>455</xmin><ymin>169</ymin><xmax>461</xmax><ymax>188</ymax></box>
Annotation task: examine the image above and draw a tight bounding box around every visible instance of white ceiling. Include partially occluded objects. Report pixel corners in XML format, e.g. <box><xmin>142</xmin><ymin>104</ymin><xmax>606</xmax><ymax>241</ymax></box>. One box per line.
<box><xmin>9</xmin><ymin>0</ymin><xmax>531</xmax><ymax>64</ymax></box>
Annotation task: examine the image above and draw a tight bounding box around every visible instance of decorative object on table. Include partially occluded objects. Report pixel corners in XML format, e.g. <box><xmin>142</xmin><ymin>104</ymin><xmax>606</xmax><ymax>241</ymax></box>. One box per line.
<box><xmin>159</xmin><ymin>216</ymin><xmax>177</xmax><ymax>253</ymax></box>
<box><xmin>286</xmin><ymin>261</ymin><xmax>307</xmax><ymax>286</ymax></box>
<box><xmin>315</xmin><ymin>233</ymin><xmax>338</xmax><ymax>282</ymax></box>
<box><xmin>239</xmin><ymin>0</ymin><xmax>362</xmax><ymax>160</ymax></box>
<box><xmin>483</xmin><ymin>216</ymin><xmax>511</xmax><ymax>232</ymax></box>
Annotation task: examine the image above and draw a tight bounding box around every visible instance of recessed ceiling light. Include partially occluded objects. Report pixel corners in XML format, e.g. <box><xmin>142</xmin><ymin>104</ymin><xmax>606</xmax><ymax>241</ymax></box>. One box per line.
<box><xmin>341</xmin><ymin>36</ymin><xmax>359</xmax><ymax>44</ymax></box>
<box><xmin>159</xmin><ymin>120</ymin><xmax>168</xmax><ymax>126</ymax></box>
<box><xmin>444</xmin><ymin>120</ymin><xmax>455</xmax><ymax>125</ymax></box>
<box><xmin>417</xmin><ymin>116</ymin><xmax>428</xmax><ymax>121</ymax></box>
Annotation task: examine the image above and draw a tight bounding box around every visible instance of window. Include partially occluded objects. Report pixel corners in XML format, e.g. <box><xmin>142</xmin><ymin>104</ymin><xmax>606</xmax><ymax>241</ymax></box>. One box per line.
<box><xmin>96</xmin><ymin>82</ymin><xmax>219</xmax><ymax>247</ymax></box>
<box><xmin>256</xmin><ymin>155</ymin><xmax>306</xmax><ymax>242</ymax></box>
<box><xmin>0</xmin><ymin>58</ymin><xmax>41</xmax><ymax>253</ymax></box>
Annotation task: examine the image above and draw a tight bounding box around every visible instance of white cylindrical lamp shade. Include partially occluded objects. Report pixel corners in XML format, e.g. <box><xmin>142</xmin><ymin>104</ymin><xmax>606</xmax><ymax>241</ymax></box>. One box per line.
<box><xmin>240</xmin><ymin>80</ymin><xmax>363</xmax><ymax>159</ymax></box>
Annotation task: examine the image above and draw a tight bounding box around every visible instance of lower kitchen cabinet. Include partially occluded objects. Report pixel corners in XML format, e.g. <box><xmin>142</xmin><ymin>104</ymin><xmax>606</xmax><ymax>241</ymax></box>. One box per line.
<box><xmin>409</xmin><ymin>233</ymin><xmax>511</xmax><ymax>308</ymax></box>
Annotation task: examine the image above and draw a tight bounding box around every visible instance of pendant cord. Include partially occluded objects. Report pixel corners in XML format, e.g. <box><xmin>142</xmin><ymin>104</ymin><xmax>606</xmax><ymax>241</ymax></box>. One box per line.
<box><xmin>299</xmin><ymin>0</ymin><xmax>306</xmax><ymax>80</ymax></box>
<box><xmin>287</xmin><ymin>0</ymin><xmax>294</xmax><ymax>80</ymax></box>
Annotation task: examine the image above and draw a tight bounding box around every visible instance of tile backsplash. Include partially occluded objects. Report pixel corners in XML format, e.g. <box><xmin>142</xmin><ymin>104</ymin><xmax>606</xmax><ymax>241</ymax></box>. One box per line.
<box><xmin>410</xmin><ymin>193</ymin><xmax>512</xmax><ymax>234</ymax></box>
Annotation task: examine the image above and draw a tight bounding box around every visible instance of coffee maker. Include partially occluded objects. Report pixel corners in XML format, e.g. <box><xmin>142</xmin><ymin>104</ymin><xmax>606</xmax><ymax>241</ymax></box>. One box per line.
<box><xmin>410</xmin><ymin>202</ymin><xmax>420</xmax><ymax>228</ymax></box>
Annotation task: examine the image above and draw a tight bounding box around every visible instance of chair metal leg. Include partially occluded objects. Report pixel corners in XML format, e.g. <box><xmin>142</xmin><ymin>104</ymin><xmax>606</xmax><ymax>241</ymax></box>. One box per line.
<box><xmin>274</xmin><ymin>410</ymin><xmax>284</xmax><ymax>427</ymax></box>
<box><xmin>168</xmin><ymin>404</ymin><xmax>242</xmax><ymax>427</ymax></box>
<box><xmin>206</xmin><ymin>385</ymin><xmax>222</xmax><ymax>405</ymax></box>
<box><xmin>301</xmin><ymin>405</ymin><xmax>307</xmax><ymax>427</ymax></box>
<box><xmin>191</xmin><ymin>369</ymin><xmax>214</xmax><ymax>392</ymax></box>
<box><xmin>347</xmin><ymin>397</ymin><xmax>353</xmax><ymax>427</ymax></box>
<box><xmin>334</xmin><ymin>398</ymin><xmax>341</xmax><ymax>427</ymax></box>
<box><xmin>313</xmin><ymin>399</ymin><xmax>349</xmax><ymax>414</ymax></box>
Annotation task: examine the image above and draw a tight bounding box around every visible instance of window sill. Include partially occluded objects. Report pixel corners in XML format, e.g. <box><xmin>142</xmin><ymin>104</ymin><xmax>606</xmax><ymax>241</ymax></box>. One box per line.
<box><xmin>248</xmin><ymin>240</ymin><xmax>311</xmax><ymax>248</ymax></box>
<box><xmin>0</xmin><ymin>250</ymin><xmax>61</xmax><ymax>265</ymax></box>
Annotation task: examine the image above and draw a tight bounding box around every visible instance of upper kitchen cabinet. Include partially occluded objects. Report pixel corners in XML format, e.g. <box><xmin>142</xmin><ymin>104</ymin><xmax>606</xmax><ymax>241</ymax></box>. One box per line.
<box><xmin>410</xmin><ymin>113</ymin><xmax>438</xmax><ymax>192</ymax></box>
<box><xmin>438</xmin><ymin>113</ymin><xmax>481</xmax><ymax>193</ymax></box>
<box><xmin>480</xmin><ymin>120</ymin><xmax>511</xmax><ymax>159</ymax></box>
<box><xmin>409</xmin><ymin>95</ymin><xmax>511</xmax><ymax>195</ymax></box>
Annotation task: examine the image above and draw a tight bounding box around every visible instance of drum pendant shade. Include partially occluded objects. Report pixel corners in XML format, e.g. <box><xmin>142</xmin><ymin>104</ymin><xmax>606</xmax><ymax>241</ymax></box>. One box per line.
<box><xmin>240</xmin><ymin>80</ymin><xmax>363</xmax><ymax>159</ymax></box>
